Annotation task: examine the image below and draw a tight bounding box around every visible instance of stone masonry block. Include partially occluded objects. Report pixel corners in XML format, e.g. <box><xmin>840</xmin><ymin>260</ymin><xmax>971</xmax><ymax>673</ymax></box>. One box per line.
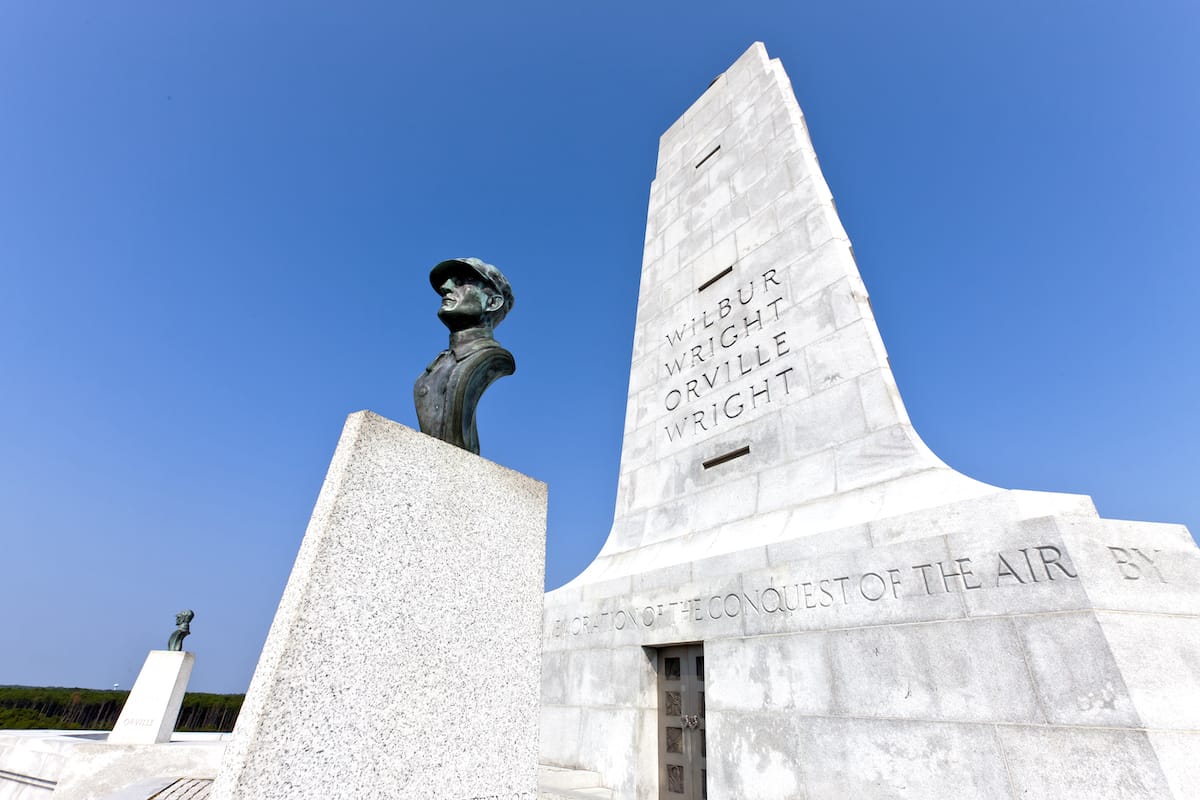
<box><xmin>213</xmin><ymin>412</ymin><xmax>546</xmax><ymax>800</ymax></box>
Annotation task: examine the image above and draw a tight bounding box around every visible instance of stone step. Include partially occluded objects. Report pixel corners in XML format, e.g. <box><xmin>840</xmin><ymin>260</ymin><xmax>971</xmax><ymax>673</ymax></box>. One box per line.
<box><xmin>537</xmin><ymin>764</ymin><xmax>612</xmax><ymax>798</ymax></box>
<box><xmin>538</xmin><ymin>788</ymin><xmax>614</xmax><ymax>800</ymax></box>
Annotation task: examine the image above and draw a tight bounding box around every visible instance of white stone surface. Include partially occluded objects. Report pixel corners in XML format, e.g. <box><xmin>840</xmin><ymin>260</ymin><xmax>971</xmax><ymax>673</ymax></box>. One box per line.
<box><xmin>106</xmin><ymin>651</ymin><xmax>194</xmax><ymax>745</ymax></box>
<box><xmin>51</xmin><ymin>736</ymin><xmax>226</xmax><ymax>800</ymax></box>
<box><xmin>0</xmin><ymin>730</ymin><xmax>228</xmax><ymax>800</ymax></box>
<box><xmin>536</xmin><ymin>765</ymin><xmax>609</xmax><ymax>797</ymax></box>
<box><xmin>540</xmin><ymin>40</ymin><xmax>1200</xmax><ymax>800</ymax></box>
<box><xmin>212</xmin><ymin>411</ymin><xmax>546</xmax><ymax>800</ymax></box>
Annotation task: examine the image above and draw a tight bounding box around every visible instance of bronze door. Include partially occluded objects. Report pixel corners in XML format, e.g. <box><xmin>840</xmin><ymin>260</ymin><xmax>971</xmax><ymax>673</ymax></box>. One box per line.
<box><xmin>659</xmin><ymin>645</ymin><xmax>706</xmax><ymax>800</ymax></box>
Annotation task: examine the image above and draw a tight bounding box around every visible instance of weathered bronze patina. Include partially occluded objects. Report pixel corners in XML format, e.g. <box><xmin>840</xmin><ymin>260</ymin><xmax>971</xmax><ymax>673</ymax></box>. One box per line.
<box><xmin>167</xmin><ymin>609</ymin><xmax>193</xmax><ymax>651</ymax></box>
<box><xmin>414</xmin><ymin>258</ymin><xmax>515</xmax><ymax>454</ymax></box>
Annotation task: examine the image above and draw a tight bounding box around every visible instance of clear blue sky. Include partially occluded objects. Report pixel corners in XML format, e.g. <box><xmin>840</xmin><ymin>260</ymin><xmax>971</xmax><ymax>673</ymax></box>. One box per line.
<box><xmin>1</xmin><ymin>2</ymin><xmax>1196</xmax><ymax>693</ymax></box>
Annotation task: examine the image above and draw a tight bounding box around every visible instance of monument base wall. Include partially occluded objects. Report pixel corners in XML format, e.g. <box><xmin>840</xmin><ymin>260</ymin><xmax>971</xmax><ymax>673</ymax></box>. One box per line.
<box><xmin>213</xmin><ymin>411</ymin><xmax>547</xmax><ymax>800</ymax></box>
<box><xmin>541</xmin><ymin>501</ymin><xmax>1200</xmax><ymax>800</ymax></box>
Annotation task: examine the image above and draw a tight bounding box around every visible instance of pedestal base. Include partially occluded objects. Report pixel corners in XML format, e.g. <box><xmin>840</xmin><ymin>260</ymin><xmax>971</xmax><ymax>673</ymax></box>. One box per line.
<box><xmin>107</xmin><ymin>650</ymin><xmax>194</xmax><ymax>745</ymax></box>
<box><xmin>212</xmin><ymin>411</ymin><xmax>546</xmax><ymax>800</ymax></box>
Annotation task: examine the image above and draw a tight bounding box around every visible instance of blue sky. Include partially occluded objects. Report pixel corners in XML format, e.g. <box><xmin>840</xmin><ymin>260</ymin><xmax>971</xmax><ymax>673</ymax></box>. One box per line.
<box><xmin>1</xmin><ymin>2</ymin><xmax>1196</xmax><ymax>693</ymax></box>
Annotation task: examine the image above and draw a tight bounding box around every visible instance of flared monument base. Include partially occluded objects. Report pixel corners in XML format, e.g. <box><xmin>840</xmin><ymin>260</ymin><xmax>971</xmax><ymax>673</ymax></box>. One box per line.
<box><xmin>541</xmin><ymin>501</ymin><xmax>1200</xmax><ymax>800</ymax></box>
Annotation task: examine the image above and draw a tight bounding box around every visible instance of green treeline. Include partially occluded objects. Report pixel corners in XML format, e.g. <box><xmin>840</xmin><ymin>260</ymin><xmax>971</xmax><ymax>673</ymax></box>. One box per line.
<box><xmin>0</xmin><ymin>686</ymin><xmax>243</xmax><ymax>732</ymax></box>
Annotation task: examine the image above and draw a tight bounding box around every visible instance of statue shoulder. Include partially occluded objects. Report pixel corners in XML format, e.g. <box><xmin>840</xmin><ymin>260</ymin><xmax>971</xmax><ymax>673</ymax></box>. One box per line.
<box><xmin>461</xmin><ymin>341</ymin><xmax>515</xmax><ymax>374</ymax></box>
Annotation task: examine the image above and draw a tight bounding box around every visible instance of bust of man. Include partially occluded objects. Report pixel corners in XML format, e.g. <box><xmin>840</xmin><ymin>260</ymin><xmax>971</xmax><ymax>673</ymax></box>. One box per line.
<box><xmin>168</xmin><ymin>609</ymin><xmax>194</xmax><ymax>652</ymax></box>
<box><xmin>413</xmin><ymin>258</ymin><xmax>515</xmax><ymax>454</ymax></box>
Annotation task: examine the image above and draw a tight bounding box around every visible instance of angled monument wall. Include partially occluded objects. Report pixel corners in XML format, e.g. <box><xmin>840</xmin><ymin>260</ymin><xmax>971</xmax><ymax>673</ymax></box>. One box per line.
<box><xmin>214</xmin><ymin>412</ymin><xmax>545</xmax><ymax>800</ymax></box>
<box><xmin>542</xmin><ymin>42</ymin><xmax>1200</xmax><ymax>800</ymax></box>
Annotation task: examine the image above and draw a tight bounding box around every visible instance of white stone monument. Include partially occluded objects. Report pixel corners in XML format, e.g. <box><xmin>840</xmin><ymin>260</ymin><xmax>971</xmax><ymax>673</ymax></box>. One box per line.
<box><xmin>540</xmin><ymin>42</ymin><xmax>1200</xmax><ymax>800</ymax></box>
<box><xmin>107</xmin><ymin>650</ymin><xmax>195</xmax><ymax>745</ymax></box>
<box><xmin>212</xmin><ymin>411</ymin><xmax>545</xmax><ymax>800</ymax></box>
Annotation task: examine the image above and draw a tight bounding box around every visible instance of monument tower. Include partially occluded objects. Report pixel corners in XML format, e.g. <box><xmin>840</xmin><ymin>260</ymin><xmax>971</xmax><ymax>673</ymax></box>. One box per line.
<box><xmin>540</xmin><ymin>42</ymin><xmax>1200</xmax><ymax>800</ymax></box>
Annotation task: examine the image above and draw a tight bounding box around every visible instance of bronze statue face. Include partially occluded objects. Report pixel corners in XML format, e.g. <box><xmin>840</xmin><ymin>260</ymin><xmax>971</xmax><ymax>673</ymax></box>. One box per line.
<box><xmin>436</xmin><ymin>276</ymin><xmax>504</xmax><ymax>332</ymax></box>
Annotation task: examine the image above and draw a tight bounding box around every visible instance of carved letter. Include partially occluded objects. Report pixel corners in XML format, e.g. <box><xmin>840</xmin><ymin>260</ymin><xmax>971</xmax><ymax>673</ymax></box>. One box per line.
<box><xmin>761</xmin><ymin>587</ymin><xmax>782</xmax><ymax>613</ymax></box>
<box><xmin>956</xmin><ymin>558</ymin><xmax>983</xmax><ymax>590</ymax></box>
<box><xmin>723</xmin><ymin>392</ymin><xmax>745</xmax><ymax>419</ymax></box>
<box><xmin>773</xmin><ymin>331</ymin><xmax>790</xmax><ymax>357</ymax></box>
<box><xmin>995</xmin><ymin>554</ymin><xmax>1026</xmax><ymax>586</ymax></box>
<box><xmin>776</xmin><ymin>366</ymin><xmax>796</xmax><ymax>395</ymax></box>
<box><xmin>912</xmin><ymin>563</ymin><xmax>937</xmax><ymax>594</ymax></box>
<box><xmin>783</xmin><ymin>584</ymin><xmax>801</xmax><ymax>611</ymax></box>
<box><xmin>742</xmin><ymin>591</ymin><xmax>760</xmax><ymax>614</ymax></box>
<box><xmin>751</xmin><ymin>380</ymin><xmax>770</xmax><ymax>408</ymax></box>
<box><xmin>937</xmin><ymin>560</ymin><xmax>963</xmax><ymax>592</ymax></box>
<box><xmin>1134</xmin><ymin>548</ymin><xmax>1166</xmax><ymax>582</ymax></box>
<box><xmin>1035</xmin><ymin>545</ymin><xmax>1078</xmax><ymax>581</ymax></box>
<box><xmin>860</xmin><ymin>572</ymin><xmax>887</xmax><ymax>601</ymax></box>
<box><xmin>1020</xmin><ymin>549</ymin><xmax>1041</xmax><ymax>583</ymax></box>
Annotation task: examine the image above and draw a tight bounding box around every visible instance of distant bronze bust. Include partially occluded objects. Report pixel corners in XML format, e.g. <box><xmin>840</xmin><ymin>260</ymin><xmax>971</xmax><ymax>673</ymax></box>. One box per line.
<box><xmin>414</xmin><ymin>258</ymin><xmax>515</xmax><ymax>454</ymax></box>
<box><xmin>168</xmin><ymin>609</ymin><xmax>193</xmax><ymax>651</ymax></box>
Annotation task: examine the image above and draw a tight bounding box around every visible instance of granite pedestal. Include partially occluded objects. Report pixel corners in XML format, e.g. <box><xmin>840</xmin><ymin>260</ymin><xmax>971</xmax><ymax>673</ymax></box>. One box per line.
<box><xmin>540</xmin><ymin>42</ymin><xmax>1200</xmax><ymax>800</ymax></box>
<box><xmin>212</xmin><ymin>411</ymin><xmax>546</xmax><ymax>800</ymax></box>
<box><xmin>107</xmin><ymin>651</ymin><xmax>194</xmax><ymax>746</ymax></box>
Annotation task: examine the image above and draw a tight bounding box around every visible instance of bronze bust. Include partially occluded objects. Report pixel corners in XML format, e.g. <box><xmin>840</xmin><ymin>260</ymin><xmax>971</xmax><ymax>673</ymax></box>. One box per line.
<box><xmin>414</xmin><ymin>258</ymin><xmax>515</xmax><ymax>454</ymax></box>
<box><xmin>168</xmin><ymin>609</ymin><xmax>193</xmax><ymax>651</ymax></box>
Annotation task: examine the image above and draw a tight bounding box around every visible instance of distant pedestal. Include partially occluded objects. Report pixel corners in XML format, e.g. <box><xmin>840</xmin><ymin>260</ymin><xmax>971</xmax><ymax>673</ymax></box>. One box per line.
<box><xmin>212</xmin><ymin>411</ymin><xmax>546</xmax><ymax>800</ymax></box>
<box><xmin>107</xmin><ymin>650</ymin><xmax>195</xmax><ymax>745</ymax></box>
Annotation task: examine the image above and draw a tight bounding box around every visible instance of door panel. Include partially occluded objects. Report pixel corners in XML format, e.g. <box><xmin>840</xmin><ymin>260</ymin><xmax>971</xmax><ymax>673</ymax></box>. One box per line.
<box><xmin>659</xmin><ymin>645</ymin><xmax>706</xmax><ymax>800</ymax></box>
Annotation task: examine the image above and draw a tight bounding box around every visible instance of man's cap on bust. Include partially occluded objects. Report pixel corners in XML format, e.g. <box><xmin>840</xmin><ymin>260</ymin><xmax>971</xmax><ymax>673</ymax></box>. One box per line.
<box><xmin>429</xmin><ymin>257</ymin><xmax>514</xmax><ymax>322</ymax></box>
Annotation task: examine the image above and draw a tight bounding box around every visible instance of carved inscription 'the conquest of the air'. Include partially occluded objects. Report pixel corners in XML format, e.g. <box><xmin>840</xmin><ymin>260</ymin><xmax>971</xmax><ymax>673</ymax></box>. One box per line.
<box><xmin>548</xmin><ymin>544</ymin><xmax>1082</xmax><ymax>638</ymax></box>
<box><xmin>660</xmin><ymin>269</ymin><xmax>794</xmax><ymax>443</ymax></box>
